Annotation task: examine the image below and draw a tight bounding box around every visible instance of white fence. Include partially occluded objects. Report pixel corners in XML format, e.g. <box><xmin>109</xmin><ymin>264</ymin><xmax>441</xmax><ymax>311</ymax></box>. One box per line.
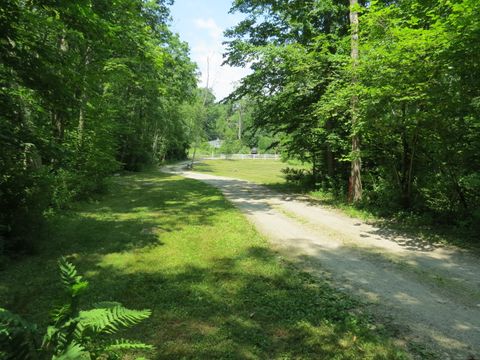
<box><xmin>201</xmin><ymin>153</ymin><xmax>280</xmax><ymax>160</ymax></box>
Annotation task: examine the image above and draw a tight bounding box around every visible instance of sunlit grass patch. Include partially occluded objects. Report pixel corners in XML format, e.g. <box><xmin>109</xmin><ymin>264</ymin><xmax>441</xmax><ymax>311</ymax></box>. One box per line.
<box><xmin>0</xmin><ymin>170</ymin><xmax>408</xmax><ymax>359</ymax></box>
<box><xmin>193</xmin><ymin>159</ymin><xmax>307</xmax><ymax>184</ymax></box>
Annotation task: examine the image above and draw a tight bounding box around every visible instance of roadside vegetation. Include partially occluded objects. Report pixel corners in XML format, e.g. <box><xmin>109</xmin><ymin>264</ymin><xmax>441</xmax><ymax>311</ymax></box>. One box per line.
<box><xmin>0</xmin><ymin>0</ymin><xmax>198</xmax><ymax>258</ymax></box>
<box><xmin>193</xmin><ymin>159</ymin><xmax>306</xmax><ymax>185</ymax></box>
<box><xmin>2</xmin><ymin>0</ymin><xmax>478</xmax><ymax>258</ymax></box>
<box><xmin>0</xmin><ymin>171</ymin><xmax>408</xmax><ymax>359</ymax></box>
<box><xmin>223</xmin><ymin>0</ymin><xmax>480</xmax><ymax>239</ymax></box>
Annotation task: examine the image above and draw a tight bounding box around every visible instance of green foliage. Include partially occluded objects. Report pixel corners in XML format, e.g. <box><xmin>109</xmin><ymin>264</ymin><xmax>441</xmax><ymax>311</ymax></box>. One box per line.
<box><xmin>225</xmin><ymin>0</ymin><xmax>480</xmax><ymax>231</ymax></box>
<box><xmin>282</xmin><ymin>167</ymin><xmax>313</xmax><ymax>186</ymax></box>
<box><xmin>0</xmin><ymin>0</ymin><xmax>197</xmax><ymax>255</ymax></box>
<box><xmin>219</xmin><ymin>139</ymin><xmax>246</xmax><ymax>155</ymax></box>
<box><xmin>0</xmin><ymin>307</ymin><xmax>38</xmax><ymax>360</ymax></box>
<box><xmin>0</xmin><ymin>258</ymin><xmax>152</xmax><ymax>359</ymax></box>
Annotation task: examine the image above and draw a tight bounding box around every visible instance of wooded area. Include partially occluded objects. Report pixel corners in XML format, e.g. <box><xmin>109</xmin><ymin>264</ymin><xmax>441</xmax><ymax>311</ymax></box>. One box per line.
<box><xmin>1</xmin><ymin>0</ymin><xmax>198</xmax><ymax>254</ymax></box>
<box><xmin>224</xmin><ymin>0</ymin><xmax>480</xmax><ymax>230</ymax></box>
<box><xmin>1</xmin><ymin>0</ymin><xmax>480</xmax><ymax>358</ymax></box>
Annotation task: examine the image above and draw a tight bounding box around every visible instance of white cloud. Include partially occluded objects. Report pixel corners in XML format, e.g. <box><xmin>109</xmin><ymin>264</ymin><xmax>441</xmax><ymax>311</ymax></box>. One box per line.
<box><xmin>192</xmin><ymin>18</ymin><xmax>251</xmax><ymax>101</ymax></box>
<box><xmin>194</xmin><ymin>18</ymin><xmax>223</xmax><ymax>40</ymax></box>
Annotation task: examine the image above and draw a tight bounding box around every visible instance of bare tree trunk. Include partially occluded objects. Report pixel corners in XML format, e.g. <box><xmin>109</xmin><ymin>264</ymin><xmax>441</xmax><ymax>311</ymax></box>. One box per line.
<box><xmin>77</xmin><ymin>47</ymin><xmax>91</xmax><ymax>147</ymax></box>
<box><xmin>52</xmin><ymin>111</ymin><xmax>64</xmax><ymax>141</ymax></box>
<box><xmin>348</xmin><ymin>0</ymin><xmax>363</xmax><ymax>202</ymax></box>
<box><xmin>77</xmin><ymin>94</ymin><xmax>86</xmax><ymax>145</ymax></box>
<box><xmin>238</xmin><ymin>102</ymin><xmax>242</xmax><ymax>140</ymax></box>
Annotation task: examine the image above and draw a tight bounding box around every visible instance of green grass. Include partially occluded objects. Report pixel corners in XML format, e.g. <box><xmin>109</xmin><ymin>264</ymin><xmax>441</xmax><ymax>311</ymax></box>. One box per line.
<box><xmin>0</xmin><ymin>170</ymin><xmax>408</xmax><ymax>359</ymax></box>
<box><xmin>191</xmin><ymin>160</ymin><xmax>367</xmax><ymax>215</ymax></box>
<box><xmin>192</xmin><ymin>159</ymin><xmax>306</xmax><ymax>185</ymax></box>
<box><xmin>192</xmin><ymin>160</ymin><xmax>372</xmax><ymax>217</ymax></box>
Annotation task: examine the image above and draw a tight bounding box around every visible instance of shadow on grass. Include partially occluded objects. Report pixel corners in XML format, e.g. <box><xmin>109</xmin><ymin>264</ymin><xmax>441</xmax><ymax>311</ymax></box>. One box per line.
<box><xmin>0</xmin><ymin>172</ymin><xmax>233</xmax><ymax>319</ymax></box>
<box><xmin>40</xmin><ymin>172</ymin><xmax>230</xmax><ymax>257</ymax></box>
<box><xmin>79</xmin><ymin>245</ymin><xmax>404</xmax><ymax>359</ymax></box>
<box><xmin>0</xmin><ymin>170</ymin><xmax>405</xmax><ymax>359</ymax></box>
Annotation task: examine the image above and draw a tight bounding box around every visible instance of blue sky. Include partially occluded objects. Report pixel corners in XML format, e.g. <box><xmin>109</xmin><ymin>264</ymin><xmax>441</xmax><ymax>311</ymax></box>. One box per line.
<box><xmin>170</xmin><ymin>0</ymin><xmax>251</xmax><ymax>100</ymax></box>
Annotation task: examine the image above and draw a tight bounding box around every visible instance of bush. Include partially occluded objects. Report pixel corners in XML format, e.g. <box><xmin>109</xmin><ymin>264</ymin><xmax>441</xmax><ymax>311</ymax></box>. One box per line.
<box><xmin>0</xmin><ymin>165</ymin><xmax>52</xmax><ymax>255</ymax></box>
<box><xmin>282</xmin><ymin>167</ymin><xmax>316</xmax><ymax>188</ymax></box>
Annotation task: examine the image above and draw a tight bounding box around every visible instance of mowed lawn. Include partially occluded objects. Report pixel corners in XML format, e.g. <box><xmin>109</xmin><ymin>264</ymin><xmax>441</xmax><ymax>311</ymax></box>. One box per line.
<box><xmin>0</xmin><ymin>170</ymin><xmax>407</xmax><ymax>359</ymax></box>
<box><xmin>192</xmin><ymin>159</ymin><xmax>303</xmax><ymax>184</ymax></box>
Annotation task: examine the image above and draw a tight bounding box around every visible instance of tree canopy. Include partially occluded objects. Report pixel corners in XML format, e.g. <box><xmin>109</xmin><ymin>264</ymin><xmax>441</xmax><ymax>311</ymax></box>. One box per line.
<box><xmin>224</xmin><ymin>0</ymin><xmax>480</xmax><ymax>227</ymax></box>
<box><xmin>0</xmin><ymin>0</ymin><xmax>197</xmax><ymax>253</ymax></box>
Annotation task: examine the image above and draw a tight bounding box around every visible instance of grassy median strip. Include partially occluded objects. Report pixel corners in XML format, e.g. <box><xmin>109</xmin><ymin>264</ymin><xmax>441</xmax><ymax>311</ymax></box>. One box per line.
<box><xmin>0</xmin><ymin>170</ymin><xmax>407</xmax><ymax>359</ymax></box>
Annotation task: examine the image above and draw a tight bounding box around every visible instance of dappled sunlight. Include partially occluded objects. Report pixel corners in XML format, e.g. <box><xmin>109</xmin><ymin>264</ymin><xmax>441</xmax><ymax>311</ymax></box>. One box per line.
<box><xmin>283</xmin><ymin>240</ymin><xmax>480</xmax><ymax>355</ymax></box>
<box><xmin>3</xmin><ymin>168</ymin><xmax>475</xmax><ymax>358</ymax></box>
<box><xmin>80</xmin><ymin>246</ymin><xmax>404</xmax><ymax>359</ymax></box>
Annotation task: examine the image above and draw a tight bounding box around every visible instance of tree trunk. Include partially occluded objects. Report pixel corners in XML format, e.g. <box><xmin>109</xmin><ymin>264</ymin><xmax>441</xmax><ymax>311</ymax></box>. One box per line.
<box><xmin>326</xmin><ymin>146</ymin><xmax>334</xmax><ymax>178</ymax></box>
<box><xmin>325</xmin><ymin>120</ymin><xmax>335</xmax><ymax>178</ymax></box>
<box><xmin>238</xmin><ymin>103</ymin><xmax>242</xmax><ymax>140</ymax></box>
<box><xmin>77</xmin><ymin>94</ymin><xmax>86</xmax><ymax>146</ymax></box>
<box><xmin>190</xmin><ymin>145</ymin><xmax>197</xmax><ymax>169</ymax></box>
<box><xmin>77</xmin><ymin>46</ymin><xmax>91</xmax><ymax>147</ymax></box>
<box><xmin>52</xmin><ymin>111</ymin><xmax>64</xmax><ymax>141</ymax></box>
<box><xmin>348</xmin><ymin>0</ymin><xmax>363</xmax><ymax>202</ymax></box>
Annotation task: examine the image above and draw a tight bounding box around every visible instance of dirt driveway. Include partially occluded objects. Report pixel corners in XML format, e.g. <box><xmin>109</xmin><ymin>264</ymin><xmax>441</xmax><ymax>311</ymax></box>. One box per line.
<box><xmin>164</xmin><ymin>166</ymin><xmax>480</xmax><ymax>359</ymax></box>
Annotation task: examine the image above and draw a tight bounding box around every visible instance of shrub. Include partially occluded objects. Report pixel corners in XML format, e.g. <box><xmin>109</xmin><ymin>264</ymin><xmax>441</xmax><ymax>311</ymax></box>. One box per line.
<box><xmin>282</xmin><ymin>167</ymin><xmax>316</xmax><ymax>188</ymax></box>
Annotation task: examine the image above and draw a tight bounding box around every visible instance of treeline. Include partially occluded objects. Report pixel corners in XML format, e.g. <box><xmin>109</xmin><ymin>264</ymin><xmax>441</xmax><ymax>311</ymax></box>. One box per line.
<box><xmin>0</xmin><ymin>0</ymin><xmax>197</xmax><ymax>254</ymax></box>
<box><xmin>225</xmin><ymin>0</ymin><xmax>480</xmax><ymax>228</ymax></box>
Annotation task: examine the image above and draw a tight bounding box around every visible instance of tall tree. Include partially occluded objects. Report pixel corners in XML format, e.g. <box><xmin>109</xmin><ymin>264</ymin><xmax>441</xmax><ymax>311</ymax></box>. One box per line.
<box><xmin>348</xmin><ymin>0</ymin><xmax>362</xmax><ymax>202</ymax></box>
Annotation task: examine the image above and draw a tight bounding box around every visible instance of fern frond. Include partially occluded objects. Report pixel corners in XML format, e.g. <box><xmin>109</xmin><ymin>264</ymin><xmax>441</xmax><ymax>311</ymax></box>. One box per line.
<box><xmin>105</xmin><ymin>338</ymin><xmax>154</xmax><ymax>351</ymax></box>
<box><xmin>50</xmin><ymin>304</ymin><xmax>72</xmax><ymax>324</ymax></box>
<box><xmin>76</xmin><ymin>305</ymin><xmax>151</xmax><ymax>336</ymax></box>
<box><xmin>58</xmin><ymin>258</ymin><xmax>88</xmax><ymax>296</ymax></box>
<box><xmin>58</xmin><ymin>257</ymin><xmax>81</xmax><ymax>287</ymax></box>
<box><xmin>0</xmin><ymin>307</ymin><xmax>35</xmax><ymax>331</ymax></box>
